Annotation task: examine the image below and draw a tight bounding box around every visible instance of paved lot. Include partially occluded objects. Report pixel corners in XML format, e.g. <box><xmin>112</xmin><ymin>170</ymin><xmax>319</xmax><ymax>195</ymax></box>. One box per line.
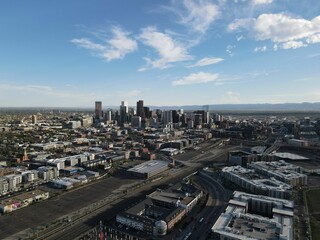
<box><xmin>0</xmin><ymin>174</ymin><xmax>139</xmax><ymax>239</ymax></box>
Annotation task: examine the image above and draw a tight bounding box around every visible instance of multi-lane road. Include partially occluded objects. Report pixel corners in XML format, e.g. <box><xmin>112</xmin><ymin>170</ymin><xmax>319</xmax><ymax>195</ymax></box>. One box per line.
<box><xmin>175</xmin><ymin>170</ymin><xmax>230</xmax><ymax>240</ymax></box>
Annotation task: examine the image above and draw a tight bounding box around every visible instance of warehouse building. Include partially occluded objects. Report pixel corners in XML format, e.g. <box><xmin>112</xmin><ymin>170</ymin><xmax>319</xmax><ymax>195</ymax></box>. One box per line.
<box><xmin>0</xmin><ymin>189</ymin><xmax>49</xmax><ymax>214</ymax></box>
<box><xmin>126</xmin><ymin>160</ymin><xmax>170</xmax><ymax>179</ymax></box>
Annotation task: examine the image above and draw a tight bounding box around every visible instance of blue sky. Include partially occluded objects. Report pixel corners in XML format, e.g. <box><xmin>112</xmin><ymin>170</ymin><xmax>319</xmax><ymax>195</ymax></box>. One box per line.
<box><xmin>0</xmin><ymin>0</ymin><xmax>319</xmax><ymax>107</ymax></box>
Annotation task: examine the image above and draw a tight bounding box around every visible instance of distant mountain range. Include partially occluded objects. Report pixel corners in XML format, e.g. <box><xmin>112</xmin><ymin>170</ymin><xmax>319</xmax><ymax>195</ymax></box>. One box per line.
<box><xmin>1</xmin><ymin>102</ymin><xmax>320</xmax><ymax>112</ymax></box>
<box><xmin>148</xmin><ymin>102</ymin><xmax>320</xmax><ymax>111</ymax></box>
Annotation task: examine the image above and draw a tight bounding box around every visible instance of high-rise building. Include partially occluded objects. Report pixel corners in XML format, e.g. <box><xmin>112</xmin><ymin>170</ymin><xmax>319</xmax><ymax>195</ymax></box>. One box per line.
<box><xmin>137</xmin><ymin>100</ymin><xmax>144</xmax><ymax>118</ymax></box>
<box><xmin>31</xmin><ymin>115</ymin><xmax>37</xmax><ymax>124</ymax></box>
<box><xmin>172</xmin><ymin>110</ymin><xmax>180</xmax><ymax>123</ymax></box>
<box><xmin>105</xmin><ymin>110</ymin><xmax>112</xmax><ymax>122</ymax></box>
<box><xmin>194</xmin><ymin>114</ymin><xmax>203</xmax><ymax>126</ymax></box>
<box><xmin>95</xmin><ymin>101</ymin><xmax>102</xmax><ymax>119</ymax></box>
<box><xmin>162</xmin><ymin>111</ymin><xmax>173</xmax><ymax>124</ymax></box>
<box><xmin>132</xmin><ymin>116</ymin><xmax>142</xmax><ymax>128</ymax></box>
<box><xmin>144</xmin><ymin>106</ymin><xmax>151</xmax><ymax>119</ymax></box>
<box><xmin>119</xmin><ymin>101</ymin><xmax>128</xmax><ymax>125</ymax></box>
<box><xmin>194</xmin><ymin>110</ymin><xmax>209</xmax><ymax>125</ymax></box>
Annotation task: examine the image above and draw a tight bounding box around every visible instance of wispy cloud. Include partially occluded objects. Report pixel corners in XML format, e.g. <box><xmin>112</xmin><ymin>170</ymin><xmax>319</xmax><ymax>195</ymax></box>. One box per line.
<box><xmin>228</xmin><ymin>14</ymin><xmax>320</xmax><ymax>50</ymax></box>
<box><xmin>0</xmin><ymin>84</ymin><xmax>53</xmax><ymax>94</ymax></box>
<box><xmin>226</xmin><ymin>45</ymin><xmax>235</xmax><ymax>56</ymax></box>
<box><xmin>188</xmin><ymin>57</ymin><xmax>224</xmax><ymax>67</ymax></box>
<box><xmin>0</xmin><ymin>83</ymin><xmax>97</xmax><ymax>105</ymax></box>
<box><xmin>251</xmin><ymin>0</ymin><xmax>273</xmax><ymax>5</ymax></box>
<box><xmin>139</xmin><ymin>26</ymin><xmax>192</xmax><ymax>69</ymax></box>
<box><xmin>254</xmin><ymin>45</ymin><xmax>267</xmax><ymax>52</ymax></box>
<box><xmin>172</xmin><ymin>72</ymin><xmax>219</xmax><ymax>86</ymax></box>
<box><xmin>281</xmin><ymin>41</ymin><xmax>306</xmax><ymax>50</ymax></box>
<box><xmin>308</xmin><ymin>53</ymin><xmax>320</xmax><ymax>58</ymax></box>
<box><xmin>176</xmin><ymin>0</ymin><xmax>220</xmax><ymax>34</ymax></box>
<box><xmin>71</xmin><ymin>26</ymin><xmax>137</xmax><ymax>61</ymax></box>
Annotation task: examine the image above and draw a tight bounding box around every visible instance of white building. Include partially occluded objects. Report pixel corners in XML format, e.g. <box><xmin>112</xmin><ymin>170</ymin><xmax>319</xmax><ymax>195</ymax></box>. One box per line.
<box><xmin>222</xmin><ymin>165</ymin><xmax>292</xmax><ymax>199</ymax></box>
<box><xmin>212</xmin><ymin>191</ymin><xmax>294</xmax><ymax>240</ymax></box>
<box><xmin>38</xmin><ymin>166</ymin><xmax>59</xmax><ymax>181</ymax></box>
<box><xmin>248</xmin><ymin>160</ymin><xmax>307</xmax><ymax>186</ymax></box>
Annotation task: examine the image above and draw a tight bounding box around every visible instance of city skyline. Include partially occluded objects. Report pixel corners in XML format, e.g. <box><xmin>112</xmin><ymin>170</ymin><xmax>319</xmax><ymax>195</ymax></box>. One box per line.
<box><xmin>0</xmin><ymin>0</ymin><xmax>320</xmax><ymax>107</ymax></box>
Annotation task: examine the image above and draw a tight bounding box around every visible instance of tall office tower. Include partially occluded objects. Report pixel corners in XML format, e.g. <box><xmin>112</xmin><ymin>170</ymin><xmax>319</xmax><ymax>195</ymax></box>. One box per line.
<box><xmin>172</xmin><ymin>110</ymin><xmax>180</xmax><ymax>123</ymax></box>
<box><xmin>95</xmin><ymin>101</ymin><xmax>102</xmax><ymax>119</ymax></box>
<box><xmin>31</xmin><ymin>115</ymin><xmax>37</xmax><ymax>124</ymax></box>
<box><xmin>136</xmin><ymin>100</ymin><xmax>144</xmax><ymax>118</ymax></box>
<box><xmin>105</xmin><ymin>109</ymin><xmax>112</xmax><ymax>121</ymax></box>
<box><xmin>119</xmin><ymin>101</ymin><xmax>128</xmax><ymax>125</ymax></box>
<box><xmin>143</xmin><ymin>107</ymin><xmax>151</xmax><ymax>119</ymax></box>
<box><xmin>194</xmin><ymin>114</ymin><xmax>203</xmax><ymax>126</ymax></box>
<box><xmin>162</xmin><ymin>110</ymin><xmax>173</xmax><ymax>124</ymax></box>
<box><xmin>194</xmin><ymin>110</ymin><xmax>209</xmax><ymax>124</ymax></box>
<box><xmin>131</xmin><ymin>116</ymin><xmax>142</xmax><ymax>128</ymax></box>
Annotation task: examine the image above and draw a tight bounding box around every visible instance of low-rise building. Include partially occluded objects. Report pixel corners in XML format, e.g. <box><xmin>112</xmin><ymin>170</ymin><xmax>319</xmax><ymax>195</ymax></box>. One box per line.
<box><xmin>0</xmin><ymin>189</ymin><xmax>49</xmax><ymax>214</ymax></box>
<box><xmin>126</xmin><ymin>160</ymin><xmax>170</xmax><ymax>179</ymax></box>
<box><xmin>222</xmin><ymin>165</ymin><xmax>292</xmax><ymax>199</ymax></box>
<box><xmin>248</xmin><ymin>160</ymin><xmax>307</xmax><ymax>186</ymax></box>
<box><xmin>37</xmin><ymin>166</ymin><xmax>59</xmax><ymax>181</ymax></box>
<box><xmin>212</xmin><ymin>191</ymin><xmax>294</xmax><ymax>240</ymax></box>
<box><xmin>116</xmin><ymin>181</ymin><xmax>202</xmax><ymax>237</ymax></box>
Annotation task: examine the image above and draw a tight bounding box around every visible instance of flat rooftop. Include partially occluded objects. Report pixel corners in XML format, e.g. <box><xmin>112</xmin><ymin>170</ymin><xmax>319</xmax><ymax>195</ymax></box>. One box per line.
<box><xmin>231</xmin><ymin>215</ymin><xmax>280</xmax><ymax>239</ymax></box>
<box><xmin>127</xmin><ymin>160</ymin><xmax>169</xmax><ymax>174</ymax></box>
<box><xmin>0</xmin><ymin>189</ymin><xmax>48</xmax><ymax>205</ymax></box>
<box><xmin>273</xmin><ymin>152</ymin><xmax>309</xmax><ymax>160</ymax></box>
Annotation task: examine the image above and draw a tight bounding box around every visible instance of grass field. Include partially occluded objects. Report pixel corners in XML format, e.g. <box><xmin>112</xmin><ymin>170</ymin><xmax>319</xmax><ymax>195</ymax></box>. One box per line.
<box><xmin>306</xmin><ymin>189</ymin><xmax>320</xmax><ymax>240</ymax></box>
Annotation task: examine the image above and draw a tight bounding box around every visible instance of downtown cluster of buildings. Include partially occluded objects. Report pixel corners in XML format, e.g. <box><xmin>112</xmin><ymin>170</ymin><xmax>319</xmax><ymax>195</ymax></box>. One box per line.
<box><xmin>92</xmin><ymin>100</ymin><xmax>220</xmax><ymax>130</ymax></box>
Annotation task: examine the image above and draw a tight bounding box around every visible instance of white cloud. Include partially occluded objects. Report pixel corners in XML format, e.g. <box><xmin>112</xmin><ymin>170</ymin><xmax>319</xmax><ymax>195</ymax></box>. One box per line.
<box><xmin>227</xmin><ymin>18</ymin><xmax>255</xmax><ymax>32</ymax></box>
<box><xmin>226</xmin><ymin>45</ymin><xmax>235</xmax><ymax>56</ymax></box>
<box><xmin>254</xmin><ymin>45</ymin><xmax>267</xmax><ymax>52</ymax></box>
<box><xmin>281</xmin><ymin>41</ymin><xmax>307</xmax><ymax>49</ymax></box>
<box><xmin>307</xmin><ymin>34</ymin><xmax>320</xmax><ymax>44</ymax></box>
<box><xmin>139</xmin><ymin>27</ymin><xmax>192</xmax><ymax>69</ymax></box>
<box><xmin>273</xmin><ymin>44</ymin><xmax>278</xmax><ymax>51</ymax></box>
<box><xmin>253</xmin><ymin>14</ymin><xmax>320</xmax><ymax>42</ymax></box>
<box><xmin>178</xmin><ymin>0</ymin><xmax>220</xmax><ymax>33</ymax></box>
<box><xmin>252</xmin><ymin>0</ymin><xmax>273</xmax><ymax>5</ymax></box>
<box><xmin>70</xmin><ymin>38</ymin><xmax>105</xmax><ymax>51</ymax></box>
<box><xmin>71</xmin><ymin>26</ymin><xmax>137</xmax><ymax>61</ymax></box>
<box><xmin>0</xmin><ymin>84</ymin><xmax>53</xmax><ymax>94</ymax></box>
<box><xmin>236</xmin><ymin>35</ymin><xmax>245</xmax><ymax>41</ymax></box>
<box><xmin>188</xmin><ymin>57</ymin><xmax>224</xmax><ymax>67</ymax></box>
<box><xmin>228</xmin><ymin>14</ymin><xmax>320</xmax><ymax>50</ymax></box>
<box><xmin>172</xmin><ymin>72</ymin><xmax>219</xmax><ymax>86</ymax></box>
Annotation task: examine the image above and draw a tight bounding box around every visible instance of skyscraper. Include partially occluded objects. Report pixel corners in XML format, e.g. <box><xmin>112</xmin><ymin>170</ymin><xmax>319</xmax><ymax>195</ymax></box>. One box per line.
<box><xmin>162</xmin><ymin>110</ymin><xmax>173</xmax><ymax>124</ymax></box>
<box><xmin>137</xmin><ymin>100</ymin><xmax>144</xmax><ymax>118</ymax></box>
<box><xmin>31</xmin><ymin>115</ymin><xmax>37</xmax><ymax>124</ymax></box>
<box><xmin>119</xmin><ymin>101</ymin><xmax>128</xmax><ymax>125</ymax></box>
<box><xmin>95</xmin><ymin>101</ymin><xmax>102</xmax><ymax>119</ymax></box>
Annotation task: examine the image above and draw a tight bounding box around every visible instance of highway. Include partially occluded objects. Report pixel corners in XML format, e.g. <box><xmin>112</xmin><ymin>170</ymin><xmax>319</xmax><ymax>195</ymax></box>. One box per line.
<box><xmin>177</xmin><ymin>170</ymin><xmax>230</xmax><ymax>240</ymax></box>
